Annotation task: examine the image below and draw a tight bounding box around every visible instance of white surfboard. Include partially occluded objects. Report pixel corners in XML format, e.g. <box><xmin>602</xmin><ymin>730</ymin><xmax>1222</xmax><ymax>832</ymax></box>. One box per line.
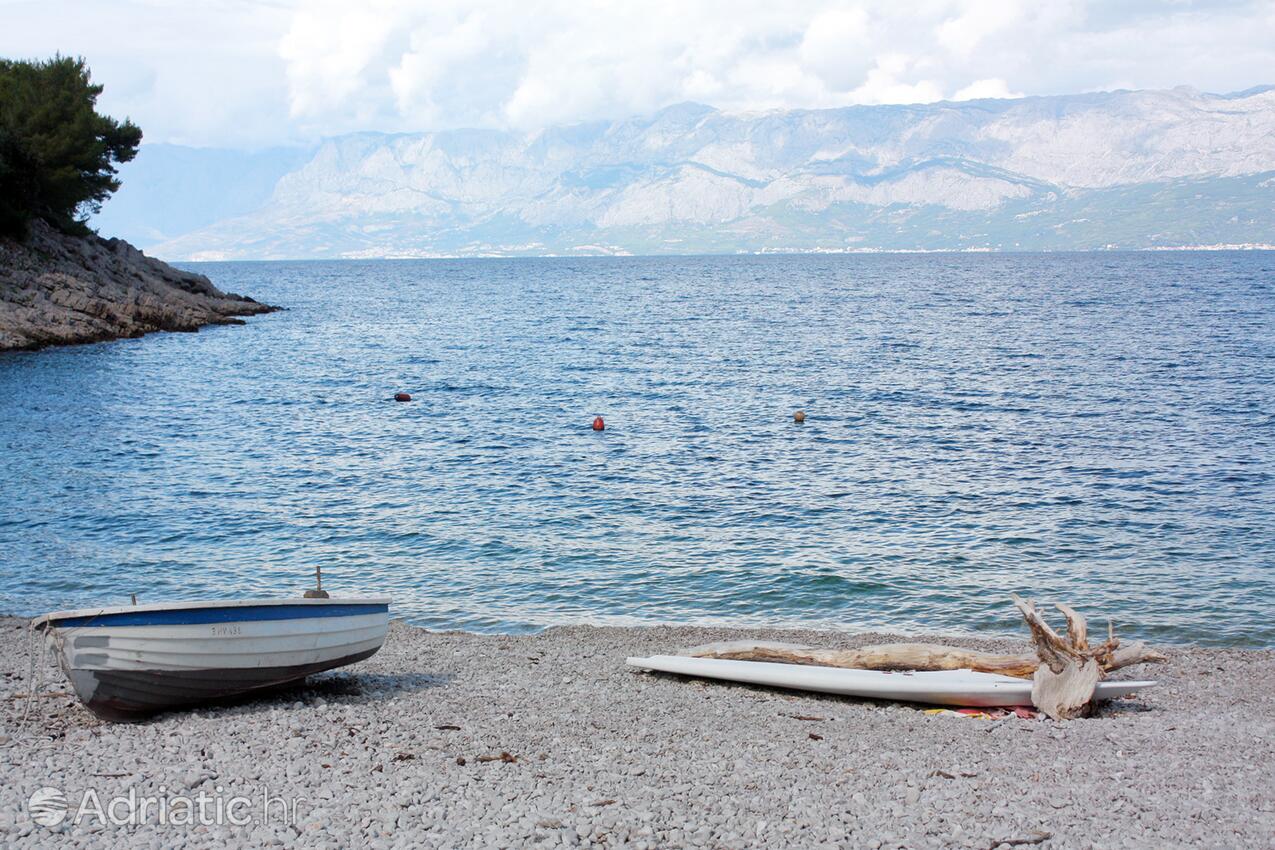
<box><xmin>626</xmin><ymin>655</ymin><xmax>1156</xmax><ymax>708</ymax></box>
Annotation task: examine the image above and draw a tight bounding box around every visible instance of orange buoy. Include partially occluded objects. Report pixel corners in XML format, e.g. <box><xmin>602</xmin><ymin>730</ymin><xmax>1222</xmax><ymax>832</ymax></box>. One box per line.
<box><xmin>394</xmin><ymin>392</ymin><xmax>412</xmax><ymax>402</ymax></box>
<box><xmin>793</xmin><ymin>410</ymin><xmax>806</xmax><ymax>423</ymax></box>
<box><xmin>592</xmin><ymin>416</ymin><xmax>605</xmax><ymax>431</ymax></box>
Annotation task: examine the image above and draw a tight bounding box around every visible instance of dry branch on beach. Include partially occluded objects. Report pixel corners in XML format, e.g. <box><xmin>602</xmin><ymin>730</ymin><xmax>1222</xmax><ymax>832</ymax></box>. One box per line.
<box><xmin>685</xmin><ymin>595</ymin><xmax>1167</xmax><ymax>719</ymax></box>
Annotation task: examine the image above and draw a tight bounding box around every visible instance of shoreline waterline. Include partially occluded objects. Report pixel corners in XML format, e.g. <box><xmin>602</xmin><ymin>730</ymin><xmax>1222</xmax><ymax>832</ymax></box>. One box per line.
<box><xmin>0</xmin><ymin>606</ymin><xmax>1260</xmax><ymax>652</ymax></box>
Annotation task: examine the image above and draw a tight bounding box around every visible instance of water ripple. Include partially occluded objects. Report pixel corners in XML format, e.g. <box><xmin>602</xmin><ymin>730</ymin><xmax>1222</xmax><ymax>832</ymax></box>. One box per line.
<box><xmin>1</xmin><ymin>252</ymin><xmax>1273</xmax><ymax>645</ymax></box>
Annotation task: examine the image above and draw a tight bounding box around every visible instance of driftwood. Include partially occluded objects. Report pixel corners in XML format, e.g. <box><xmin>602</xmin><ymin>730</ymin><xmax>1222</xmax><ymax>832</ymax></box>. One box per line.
<box><xmin>684</xmin><ymin>638</ymin><xmax>1164</xmax><ymax>680</ymax></box>
<box><xmin>685</xmin><ymin>595</ymin><xmax>1166</xmax><ymax>720</ymax></box>
<box><xmin>1012</xmin><ymin>594</ymin><xmax>1114</xmax><ymax>720</ymax></box>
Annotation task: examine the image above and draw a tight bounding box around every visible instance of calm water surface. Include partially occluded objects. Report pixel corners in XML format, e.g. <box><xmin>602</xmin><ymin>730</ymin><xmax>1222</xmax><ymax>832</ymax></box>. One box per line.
<box><xmin>2</xmin><ymin>253</ymin><xmax>1273</xmax><ymax>645</ymax></box>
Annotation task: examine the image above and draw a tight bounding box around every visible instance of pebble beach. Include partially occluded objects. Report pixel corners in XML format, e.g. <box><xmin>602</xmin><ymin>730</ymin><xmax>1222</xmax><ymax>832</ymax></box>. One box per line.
<box><xmin>1</xmin><ymin>615</ymin><xmax>1272</xmax><ymax>849</ymax></box>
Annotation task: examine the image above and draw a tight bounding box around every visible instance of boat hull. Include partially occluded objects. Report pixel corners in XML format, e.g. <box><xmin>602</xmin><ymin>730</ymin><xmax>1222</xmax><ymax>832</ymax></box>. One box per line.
<box><xmin>35</xmin><ymin>599</ymin><xmax>390</xmax><ymax>721</ymax></box>
<box><xmin>65</xmin><ymin>646</ymin><xmax>380</xmax><ymax>721</ymax></box>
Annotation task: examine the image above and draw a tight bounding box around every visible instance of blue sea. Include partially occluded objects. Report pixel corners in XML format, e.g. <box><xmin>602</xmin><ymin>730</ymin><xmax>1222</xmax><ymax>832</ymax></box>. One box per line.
<box><xmin>2</xmin><ymin>253</ymin><xmax>1273</xmax><ymax>646</ymax></box>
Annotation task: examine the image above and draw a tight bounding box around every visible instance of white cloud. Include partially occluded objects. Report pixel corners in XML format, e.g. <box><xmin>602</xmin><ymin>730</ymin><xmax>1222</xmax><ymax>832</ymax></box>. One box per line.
<box><xmin>279</xmin><ymin>2</ymin><xmax>399</xmax><ymax>118</ymax></box>
<box><xmin>937</xmin><ymin>0</ymin><xmax>1027</xmax><ymax>58</ymax></box>
<box><xmin>0</xmin><ymin>0</ymin><xmax>295</xmax><ymax>147</ymax></box>
<box><xmin>2</xmin><ymin>0</ymin><xmax>1274</xmax><ymax>145</ymax></box>
<box><xmin>799</xmin><ymin>7</ymin><xmax>874</xmax><ymax>91</ymax></box>
<box><xmin>850</xmin><ymin>54</ymin><xmax>947</xmax><ymax>106</ymax></box>
<box><xmin>953</xmin><ymin>78</ymin><xmax>1024</xmax><ymax>101</ymax></box>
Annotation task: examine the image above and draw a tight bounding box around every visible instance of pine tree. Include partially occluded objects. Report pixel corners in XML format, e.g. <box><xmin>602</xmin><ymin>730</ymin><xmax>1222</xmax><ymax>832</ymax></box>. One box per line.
<box><xmin>0</xmin><ymin>56</ymin><xmax>142</xmax><ymax>238</ymax></box>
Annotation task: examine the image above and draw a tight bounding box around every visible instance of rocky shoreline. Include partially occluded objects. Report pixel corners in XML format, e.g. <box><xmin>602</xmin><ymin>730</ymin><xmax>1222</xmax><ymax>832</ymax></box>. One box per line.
<box><xmin>2</xmin><ymin>617</ymin><xmax>1272</xmax><ymax>848</ymax></box>
<box><xmin>0</xmin><ymin>220</ymin><xmax>276</xmax><ymax>352</ymax></box>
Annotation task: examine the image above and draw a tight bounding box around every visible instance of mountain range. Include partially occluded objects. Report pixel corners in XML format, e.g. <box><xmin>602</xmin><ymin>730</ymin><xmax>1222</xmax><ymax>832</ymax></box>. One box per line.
<box><xmin>93</xmin><ymin>85</ymin><xmax>1275</xmax><ymax>260</ymax></box>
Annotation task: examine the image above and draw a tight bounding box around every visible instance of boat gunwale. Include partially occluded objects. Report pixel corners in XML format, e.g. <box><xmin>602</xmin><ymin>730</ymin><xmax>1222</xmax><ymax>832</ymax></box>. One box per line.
<box><xmin>32</xmin><ymin>597</ymin><xmax>392</xmax><ymax>630</ymax></box>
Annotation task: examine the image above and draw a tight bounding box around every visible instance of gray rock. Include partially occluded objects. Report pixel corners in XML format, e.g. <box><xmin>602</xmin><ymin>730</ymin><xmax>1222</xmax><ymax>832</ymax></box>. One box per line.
<box><xmin>0</xmin><ymin>220</ymin><xmax>277</xmax><ymax>352</ymax></box>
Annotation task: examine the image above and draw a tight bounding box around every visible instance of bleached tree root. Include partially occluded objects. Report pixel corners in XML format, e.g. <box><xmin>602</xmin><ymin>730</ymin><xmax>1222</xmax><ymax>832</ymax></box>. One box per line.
<box><xmin>684</xmin><ymin>597</ymin><xmax>1166</xmax><ymax>720</ymax></box>
<box><xmin>684</xmin><ymin>639</ymin><xmax>1164</xmax><ymax>680</ymax></box>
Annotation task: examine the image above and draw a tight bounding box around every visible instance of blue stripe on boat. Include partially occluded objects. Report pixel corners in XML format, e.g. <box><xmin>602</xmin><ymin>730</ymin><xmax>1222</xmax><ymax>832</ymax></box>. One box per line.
<box><xmin>48</xmin><ymin>603</ymin><xmax>388</xmax><ymax>628</ymax></box>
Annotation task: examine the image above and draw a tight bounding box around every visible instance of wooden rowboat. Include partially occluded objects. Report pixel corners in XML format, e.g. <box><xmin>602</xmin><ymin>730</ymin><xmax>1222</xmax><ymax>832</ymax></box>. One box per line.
<box><xmin>33</xmin><ymin>597</ymin><xmax>390</xmax><ymax>721</ymax></box>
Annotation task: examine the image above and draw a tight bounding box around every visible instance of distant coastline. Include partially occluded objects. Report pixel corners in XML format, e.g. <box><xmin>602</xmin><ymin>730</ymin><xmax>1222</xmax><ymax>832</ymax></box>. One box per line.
<box><xmin>1137</xmin><ymin>243</ymin><xmax>1275</xmax><ymax>251</ymax></box>
<box><xmin>171</xmin><ymin>243</ymin><xmax>1275</xmax><ymax>263</ymax></box>
<box><xmin>0</xmin><ymin>220</ymin><xmax>278</xmax><ymax>352</ymax></box>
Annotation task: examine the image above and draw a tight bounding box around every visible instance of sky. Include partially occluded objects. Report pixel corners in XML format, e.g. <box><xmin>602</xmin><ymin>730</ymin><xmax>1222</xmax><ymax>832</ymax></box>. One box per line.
<box><xmin>3</xmin><ymin>0</ymin><xmax>1274</xmax><ymax>148</ymax></box>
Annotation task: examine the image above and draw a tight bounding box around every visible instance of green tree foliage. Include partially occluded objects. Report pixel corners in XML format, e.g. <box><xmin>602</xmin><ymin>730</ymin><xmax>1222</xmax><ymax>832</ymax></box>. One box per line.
<box><xmin>0</xmin><ymin>56</ymin><xmax>141</xmax><ymax>238</ymax></box>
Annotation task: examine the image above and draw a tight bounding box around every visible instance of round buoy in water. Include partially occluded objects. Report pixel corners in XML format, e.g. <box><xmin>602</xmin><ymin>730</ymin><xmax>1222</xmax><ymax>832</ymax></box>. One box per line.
<box><xmin>592</xmin><ymin>416</ymin><xmax>605</xmax><ymax>431</ymax></box>
<box><xmin>394</xmin><ymin>392</ymin><xmax>412</xmax><ymax>402</ymax></box>
<box><xmin>794</xmin><ymin>410</ymin><xmax>806</xmax><ymax>423</ymax></box>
